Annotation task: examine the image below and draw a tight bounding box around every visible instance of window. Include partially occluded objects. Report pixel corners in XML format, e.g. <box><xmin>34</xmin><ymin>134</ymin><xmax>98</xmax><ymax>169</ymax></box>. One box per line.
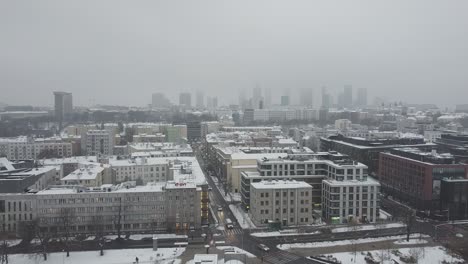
<box><xmin>260</xmin><ymin>193</ymin><xmax>264</xmax><ymax>198</ymax></box>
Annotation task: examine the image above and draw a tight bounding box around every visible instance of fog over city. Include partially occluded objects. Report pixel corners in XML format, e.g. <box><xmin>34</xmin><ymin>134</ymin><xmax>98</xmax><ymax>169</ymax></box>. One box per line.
<box><xmin>1</xmin><ymin>0</ymin><xmax>467</xmax><ymax>107</ymax></box>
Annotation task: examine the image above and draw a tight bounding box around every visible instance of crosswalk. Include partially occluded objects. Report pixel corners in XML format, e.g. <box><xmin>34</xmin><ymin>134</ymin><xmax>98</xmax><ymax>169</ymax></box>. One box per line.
<box><xmin>263</xmin><ymin>250</ymin><xmax>302</xmax><ymax>264</ymax></box>
<box><xmin>219</xmin><ymin>228</ymin><xmax>244</xmax><ymax>236</ymax></box>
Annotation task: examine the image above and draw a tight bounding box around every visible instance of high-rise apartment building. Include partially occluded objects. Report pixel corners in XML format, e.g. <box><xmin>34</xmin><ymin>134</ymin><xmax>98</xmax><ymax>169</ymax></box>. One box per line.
<box><xmin>281</xmin><ymin>95</ymin><xmax>290</xmax><ymax>106</ymax></box>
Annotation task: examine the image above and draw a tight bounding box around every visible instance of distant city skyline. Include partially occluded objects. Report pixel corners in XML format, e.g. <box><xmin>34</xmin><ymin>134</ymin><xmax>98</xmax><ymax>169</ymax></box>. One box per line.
<box><xmin>1</xmin><ymin>1</ymin><xmax>467</xmax><ymax>109</ymax></box>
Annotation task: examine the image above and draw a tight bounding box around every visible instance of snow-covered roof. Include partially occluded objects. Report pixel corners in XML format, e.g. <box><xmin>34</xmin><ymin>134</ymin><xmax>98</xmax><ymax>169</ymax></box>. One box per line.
<box><xmin>251</xmin><ymin>180</ymin><xmax>312</xmax><ymax>189</ymax></box>
<box><xmin>61</xmin><ymin>165</ymin><xmax>105</xmax><ymax>181</ymax></box>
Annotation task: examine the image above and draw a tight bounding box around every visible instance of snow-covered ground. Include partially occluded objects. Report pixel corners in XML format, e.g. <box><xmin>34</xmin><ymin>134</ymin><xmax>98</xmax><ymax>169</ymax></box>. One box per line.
<box><xmin>331</xmin><ymin>222</ymin><xmax>405</xmax><ymax>233</ymax></box>
<box><xmin>278</xmin><ymin>234</ymin><xmax>430</xmax><ymax>250</ymax></box>
<box><xmin>251</xmin><ymin>230</ymin><xmax>321</xmax><ymax>237</ymax></box>
<box><xmin>217</xmin><ymin>246</ymin><xmax>256</xmax><ymax>258</ymax></box>
<box><xmin>324</xmin><ymin>246</ymin><xmax>464</xmax><ymax>264</ymax></box>
<box><xmin>10</xmin><ymin>247</ymin><xmax>185</xmax><ymax>264</ymax></box>
<box><xmin>394</xmin><ymin>238</ymin><xmax>428</xmax><ymax>245</ymax></box>
<box><xmin>229</xmin><ymin>204</ymin><xmax>256</xmax><ymax>229</ymax></box>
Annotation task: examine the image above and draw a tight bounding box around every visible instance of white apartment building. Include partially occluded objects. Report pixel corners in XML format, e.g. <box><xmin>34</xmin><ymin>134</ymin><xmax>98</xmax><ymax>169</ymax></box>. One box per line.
<box><xmin>0</xmin><ymin>181</ymin><xmax>202</xmax><ymax>236</ymax></box>
<box><xmin>109</xmin><ymin>157</ymin><xmax>171</xmax><ymax>184</ymax></box>
<box><xmin>81</xmin><ymin>130</ymin><xmax>114</xmax><ymax>156</ymax></box>
<box><xmin>320</xmin><ymin>160</ymin><xmax>380</xmax><ymax>224</ymax></box>
<box><xmin>250</xmin><ymin>180</ymin><xmax>313</xmax><ymax>227</ymax></box>
<box><xmin>0</xmin><ymin>136</ymin><xmax>72</xmax><ymax>160</ymax></box>
<box><xmin>335</xmin><ymin>119</ymin><xmax>352</xmax><ymax>131</ymax></box>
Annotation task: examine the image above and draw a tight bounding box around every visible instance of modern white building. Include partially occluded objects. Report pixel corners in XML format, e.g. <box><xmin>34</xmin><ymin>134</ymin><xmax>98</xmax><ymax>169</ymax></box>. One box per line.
<box><xmin>250</xmin><ymin>180</ymin><xmax>313</xmax><ymax>226</ymax></box>
<box><xmin>321</xmin><ymin>161</ymin><xmax>380</xmax><ymax>224</ymax></box>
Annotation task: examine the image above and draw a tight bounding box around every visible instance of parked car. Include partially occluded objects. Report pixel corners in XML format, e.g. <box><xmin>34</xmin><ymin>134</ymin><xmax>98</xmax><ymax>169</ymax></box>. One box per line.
<box><xmin>217</xmin><ymin>206</ymin><xmax>223</xmax><ymax>212</ymax></box>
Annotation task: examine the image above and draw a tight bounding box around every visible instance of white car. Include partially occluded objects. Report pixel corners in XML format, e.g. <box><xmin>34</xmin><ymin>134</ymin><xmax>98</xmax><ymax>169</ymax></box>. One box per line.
<box><xmin>257</xmin><ymin>243</ymin><xmax>270</xmax><ymax>252</ymax></box>
<box><xmin>217</xmin><ymin>206</ymin><xmax>223</xmax><ymax>212</ymax></box>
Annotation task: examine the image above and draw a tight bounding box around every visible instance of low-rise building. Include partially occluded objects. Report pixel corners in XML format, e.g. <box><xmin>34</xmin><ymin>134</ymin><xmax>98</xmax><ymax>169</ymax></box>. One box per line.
<box><xmin>0</xmin><ymin>167</ymin><xmax>56</xmax><ymax>193</ymax></box>
<box><xmin>61</xmin><ymin>164</ymin><xmax>112</xmax><ymax>187</ymax></box>
<box><xmin>250</xmin><ymin>180</ymin><xmax>313</xmax><ymax>227</ymax></box>
<box><xmin>0</xmin><ymin>180</ymin><xmax>202</xmax><ymax>236</ymax></box>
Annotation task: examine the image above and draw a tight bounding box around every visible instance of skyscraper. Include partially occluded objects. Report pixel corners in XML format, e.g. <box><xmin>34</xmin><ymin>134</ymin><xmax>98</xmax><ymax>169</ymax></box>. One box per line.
<box><xmin>343</xmin><ymin>85</ymin><xmax>353</xmax><ymax>108</ymax></box>
<box><xmin>264</xmin><ymin>88</ymin><xmax>272</xmax><ymax>108</ymax></box>
<box><xmin>356</xmin><ymin>88</ymin><xmax>368</xmax><ymax>107</ymax></box>
<box><xmin>321</xmin><ymin>86</ymin><xmax>331</xmax><ymax>109</ymax></box>
<box><xmin>54</xmin><ymin>91</ymin><xmax>73</xmax><ymax>130</ymax></box>
<box><xmin>179</xmin><ymin>92</ymin><xmax>192</xmax><ymax>107</ymax></box>
<box><xmin>252</xmin><ymin>86</ymin><xmax>262</xmax><ymax>109</ymax></box>
<box><xmin>281</xmin><ymin>95</ymin><xmax>290</xmax><ymax>106</ymax></box>
<box><xmin>196</xmin><ymin>91</ymin><xmax>204</xmax><ymax>108</ymax></box>
<box><xmin>300</xmin><ymin>88</ymin><xmax>313</xmax><ymax>107</ymax></box>
<box><xmin>152</xmin><ymin>92</ymin><xmax>171</xmax><ymax>108</ymax></box>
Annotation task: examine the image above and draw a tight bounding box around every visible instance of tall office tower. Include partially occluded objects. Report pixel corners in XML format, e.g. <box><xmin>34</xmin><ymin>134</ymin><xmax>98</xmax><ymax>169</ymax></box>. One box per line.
<box><xmin>281</xmin><ymin>95</ymin><xmax>290</xmax><ymax>106</ymax></box>
<box><xmin>238</xmin><ymin>90</ymin><xmax>247</xmax><ymax>109</ymax></box>
<box><xmin>252</xmin><ymin>85</ymin><xmax>262</xmax><ymax>109</ymax></box>
<box><xmin>206</xmin><ymin>96</ymin><xmax>218</xmax><ymax>109</ymax></box>
<box><xmin>300</xmin><ymin>88</ymin><xmax>313</xmax><ymax>107</ymax></box>
<box><xmin>196</xmin><ymin>91</ymin><xmax>204</xmax><ymax>108</ymax></box>
<box><xmin>179</xmin><ymin>92</ymin><xmax>192</xmax><ymax>107</ymax></box>
<box><xmin>321</xmin><ymin>86</ymin><xmax>331</xmax><ymax>109</ymax></box>
<box><xmin>152</xmin><ymin>92</ymin><xmax>171</xmax><ymax>108</ymax></box>
<box><xmin>264</xmin><ymin>88</ymin><xmax>272</xmax><ymax>108</ymax></box>
<box><xmin>187</xmin><ymin>121</ymin><xmax>201</xmax><ymax>142</ymax></box>
<box><xmin>54</xmin><ymin>91</ymin><xmax>73</xmax><ymax>130</ymax></box>
<box><xmin>343</xmin><ymin>85</ymin><xmax>353</xmax><ymax>108</ymax></box>
<box><xmin>356</xmin><ymin>88</ymin><xmax>368</xmax><ymax>107</ymax></box>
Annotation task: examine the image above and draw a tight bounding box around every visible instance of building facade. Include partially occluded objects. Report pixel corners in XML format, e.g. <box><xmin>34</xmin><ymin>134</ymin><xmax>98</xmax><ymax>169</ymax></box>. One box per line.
<box><xmin>250</xmin><ymin>180</ymin><xmax>313</xmax><ymax>227</ymax></box>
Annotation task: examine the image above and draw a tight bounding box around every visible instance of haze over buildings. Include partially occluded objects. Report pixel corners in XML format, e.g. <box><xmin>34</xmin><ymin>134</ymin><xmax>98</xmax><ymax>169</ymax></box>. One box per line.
<box><xmin>1</xmin><ymin>1</ymin><xmax>467</xmax><ymax>108</ymax></box>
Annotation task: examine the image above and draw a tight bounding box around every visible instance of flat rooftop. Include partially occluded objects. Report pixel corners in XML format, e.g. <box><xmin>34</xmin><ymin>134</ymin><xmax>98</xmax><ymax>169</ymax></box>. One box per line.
<box><xmin>251</xmin><ymin>180</ymin><xmax>312</xmax><ymax>189</ymax></box>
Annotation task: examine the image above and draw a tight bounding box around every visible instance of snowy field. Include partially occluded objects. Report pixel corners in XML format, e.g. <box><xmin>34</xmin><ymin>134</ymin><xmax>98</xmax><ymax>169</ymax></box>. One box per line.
<box><xmin>10</xmin><ymin>247</ymin><xmax>184</xmax><ymax>264</ymax></box>
<box><xmin>322</xmin><ymin>246</ymin><xmax>464</xmax><ymax>264</ymax></box>
<box><xmin>331</xmin><ymin>222</ymin><xmax>405</xmax><ymax>233</ymax></box>
<box><xmin>251</xmin><ymin>230</ymin><xmax>321</xmax><ymax>237</ymax></box>
<box><xmin>278</xmin><ymin>234</ymin><xmax>430</xmax><ymax>250</ymax></box>
<box><xmin>228</xmin><ymin>204</ymin><xmax>256</xmax><ymax>229</ymax></box>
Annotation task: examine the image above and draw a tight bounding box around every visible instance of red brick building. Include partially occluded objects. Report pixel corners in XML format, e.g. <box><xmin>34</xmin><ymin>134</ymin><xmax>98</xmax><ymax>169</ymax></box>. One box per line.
<box><xmin>379</xmin><ymin>148</ymin><xmax>468</xmax><ymax>211</ymax></box>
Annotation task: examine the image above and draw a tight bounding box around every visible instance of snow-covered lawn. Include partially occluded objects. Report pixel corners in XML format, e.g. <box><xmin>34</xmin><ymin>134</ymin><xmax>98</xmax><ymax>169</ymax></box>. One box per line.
<box><xmin>278</xmin><ymin>234</ymin><xmax>430</xmax><ymax>250</ymax></box>
<box><xmin>322</xmin><ymin>246</ymin><xmax>464</xmax><ymax>264</ymax></box>
<box><xmin>10</xmin><ymin>247</ymin><xmax>184</xmax><ymax>264</ymax></box>
<box><xmin>331</xmin><ymin>222</ymin><xmax>405</xmax><ymax>233</ymax></box>
<box><xmin>217</xmin><ymin>246</ymin><xmax>256</xmax><ymax>258</ymax></box>
<box><xmin>251</xmin><ymin>230</ymin><xmax>320</xmax><ymax>237</ymax></box>
<box><xmin>228</xmin><ymin>204</ymin><xmax>256</xmax><ymax>229</ymax></box>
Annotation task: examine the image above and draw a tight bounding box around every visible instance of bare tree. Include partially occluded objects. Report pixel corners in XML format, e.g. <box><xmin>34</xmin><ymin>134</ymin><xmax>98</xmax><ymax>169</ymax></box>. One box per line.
<box><xmin>0</xmin><ymin>222</ymin><xmax>8</xmax><ymax>264</ymax></box>
<box><xmin>90</xmin><ymin>213</ymin><xmax>105</xmax><ymax>256</ymax></box>
<box><xmin>405</xmin><ymin>209</ymin><xmax>416</xmax><ymax>242</ymax></box>
<box><xmin>22</xmin><ymin>218</ymin><xmax>52</xmax><ymax>261</ymax></box>
<box><xmin>58</xmin><ymin>208</ymin><xmax>76</xmax><ymax>257</ymax></box>
<box><xmin>113</xmin><ymin>198</ymin><xmax>123</xmax><ymax>240</ymax></box>
<box><xmin>409</xmin><ymin>247</ymin><xmax>423</xmax><ymax>263</ymax></box>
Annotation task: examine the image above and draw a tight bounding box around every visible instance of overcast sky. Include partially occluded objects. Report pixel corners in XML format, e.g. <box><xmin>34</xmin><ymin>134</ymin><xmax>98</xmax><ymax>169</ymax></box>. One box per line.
<box><xmin>1</xmin><ymin>1</ymin><xmax>467</xmax><ymax>108</ymax></box>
